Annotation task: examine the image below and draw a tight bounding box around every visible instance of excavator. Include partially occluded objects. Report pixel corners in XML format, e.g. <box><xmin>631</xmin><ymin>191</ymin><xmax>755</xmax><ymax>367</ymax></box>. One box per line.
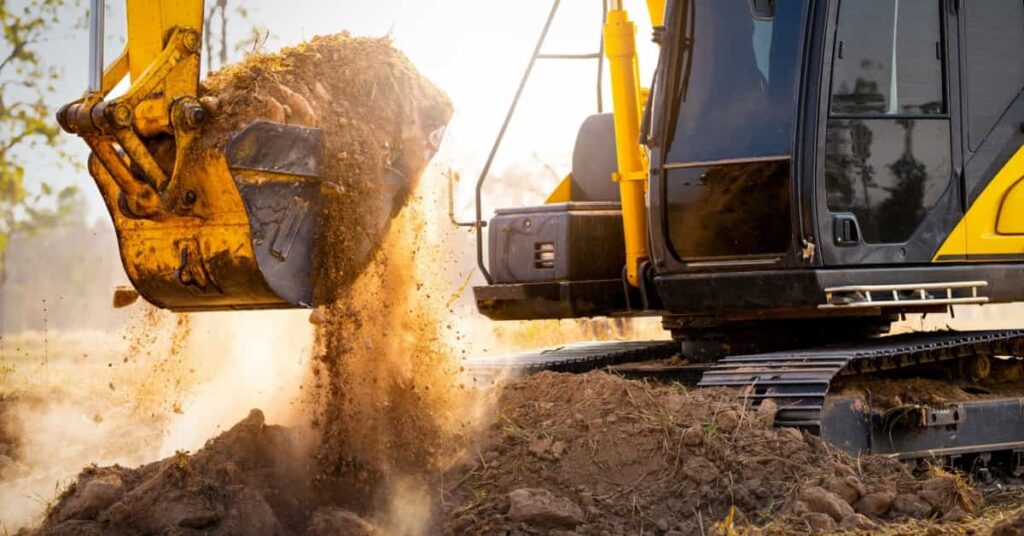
<box><xmin>60</xmin><ymin>0</ymin><xmax>1024</xmax><ymax>473</ymax></box>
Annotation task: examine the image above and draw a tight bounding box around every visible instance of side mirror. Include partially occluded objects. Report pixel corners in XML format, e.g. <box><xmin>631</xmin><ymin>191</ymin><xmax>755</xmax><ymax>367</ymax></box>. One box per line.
<box><xmin>748</xmin><ymin>0</ymin><xmax>776</xmax><ymax>20</ymax></box>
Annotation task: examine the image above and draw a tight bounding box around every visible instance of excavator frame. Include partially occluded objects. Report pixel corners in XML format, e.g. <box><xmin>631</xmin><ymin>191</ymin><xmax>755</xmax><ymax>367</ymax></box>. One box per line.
<box><xmin>468</xmin><ymin>0</ymin><xmax>1024</xmax><ymax>469</ymax></box>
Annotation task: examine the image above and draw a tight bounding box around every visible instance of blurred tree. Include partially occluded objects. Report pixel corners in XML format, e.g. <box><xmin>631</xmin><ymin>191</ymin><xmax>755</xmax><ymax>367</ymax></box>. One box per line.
<box><xmin>203</xmin><ymin>0</ymin><xmax>270</xmax><ymax>74</ymax></box>
<box><xmin>0</xmin><ymin>0</ymin><xmax>80</xmax><ymax>284</ymax></box>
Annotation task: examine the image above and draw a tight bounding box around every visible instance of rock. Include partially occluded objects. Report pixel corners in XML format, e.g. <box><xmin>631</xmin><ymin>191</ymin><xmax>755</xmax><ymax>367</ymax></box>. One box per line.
<box><xmin>787</xmin><ymin>500</ymin><xmax>810</xmax><ymax>516</ymax></box>
<box><xmin>778</xmin><ymin>427</ymin><xmax>803</xmax><ymax>442</ymax></box>
<box><xmin>800</xmin><ymin>512</ymin><xmax>836</xmax><ymax>533</ymax></box>
<box><xmin>681</xmin><ymin>426</ymin><xmax>703</xmax><ymax>447</ymax></box>
<box><xmin>528</xmin><ymin>437</ymin><xmax>554</xmax><ymax>458</ymax></box>
<box><xmin>308</xmin><ymin>309</ymin><xmax>326</xmax><ymax>325</ymax></box>
<box><xmin>799</xmin><ymin>486</ymin><xmax>855</xmax><ymax>521</ymax></box>
<box><xmin>893</xmin><ymin>493</ymin><xmax>932</xmax><ymax>519</ymax></box>
<box><xmin>683</xmin><ymin>457</ymin><xmax>719</xmax><ymax>484</ymax></box>
<box><xmin>507</xmin><ymin>488</ymin><xmax>585</xmax><ymax>529</ymax></box>
<box><xmin>942</xmin><ymin>506</ymin><xmax>967</xmax><ymax>523</ymax></box>
<box><xmin>551</xmin><ymin>440</ymin><xmax>567</xmax><ymax>459</ymax></box>
<box><xmin>716</xmin><ymin>410</ymin><xmax>740</xmax><ymax>433</ymax></box>
<box><xmin>757</xmin><ymin>399</ymin><xmax>778</xmax><ymax>426</ymax></box>
<box><xmin>825</xmin><ymin>475</ymin><xmax>865</xmax><ymax>505</ymax></box>
<box><xmin>305</xmin><ymin>507</ymin><xmax>377</xmax><ymax>535</ymax></box>
<box><xmin>53</xmin><ymin>472</ymin><xmax>125</xmax><ymax>522</ymax></box>
<box><xmin>855</xmin><ymin>490</ymin><xmax>896</xmax><ymax>517</ymax></box>
<box><xmin>654</xmin><ymin>517</ymin><xmax>670</xmax><ymax>532</ymax></box>
<box><xmin>839</xmin><ymin>513</ymin><xmax>879</xmax><ymax>531</ymax></box>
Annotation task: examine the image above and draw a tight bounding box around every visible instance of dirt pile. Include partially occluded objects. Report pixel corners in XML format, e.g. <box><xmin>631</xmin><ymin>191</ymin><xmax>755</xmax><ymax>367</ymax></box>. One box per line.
<box><xmin>31</xmin><ymin>370</ymin><xmax>1024</xmax><ymax>535</ymax></box>
<box><xmin>32</xmin><ymin>409</ymin><xmax>366</xmax><ymax>535</ymax></box>
<box><xmin>442</xmin><ymin>372</ymin><xmax>985</xmax><ymax>535</ymax></box>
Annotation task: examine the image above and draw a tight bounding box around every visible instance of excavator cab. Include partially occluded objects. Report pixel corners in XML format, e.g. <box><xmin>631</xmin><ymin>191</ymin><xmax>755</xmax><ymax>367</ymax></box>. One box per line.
<box><xmin>475</xmin><ymin>0</ymin><xmax>1024</xmax><ymax>340</ymax></box>
<box><xmin>57</xmin><ymin>0</ymin><xmax>325</xmax><ymax>311</ymax></box>
<box><xmin>469</xmin><ymin>0</ymin><xmax>1024</xmax><ymax>464</ymax></box>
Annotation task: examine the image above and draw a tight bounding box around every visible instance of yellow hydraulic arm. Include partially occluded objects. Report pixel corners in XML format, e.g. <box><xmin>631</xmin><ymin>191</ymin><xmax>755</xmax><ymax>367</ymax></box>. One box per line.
<box><xmin>604</xmin><ymin>0</ymin><xmax>663</xmax><ymax>287</ymax></box>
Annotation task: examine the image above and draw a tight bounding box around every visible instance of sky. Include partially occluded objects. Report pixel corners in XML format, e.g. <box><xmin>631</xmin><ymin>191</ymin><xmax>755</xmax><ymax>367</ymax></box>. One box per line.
<box><xmin>17</xmin><ymin>0</ymin><xmax>661</xmax><ymax>220</ymax></box>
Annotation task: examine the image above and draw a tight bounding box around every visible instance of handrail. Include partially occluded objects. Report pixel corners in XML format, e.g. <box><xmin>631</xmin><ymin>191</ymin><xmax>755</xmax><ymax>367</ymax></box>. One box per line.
<box><xmin>472</xmin><ymin>0</ymin><xmax>607</xmax><ymax>284</ymax></box>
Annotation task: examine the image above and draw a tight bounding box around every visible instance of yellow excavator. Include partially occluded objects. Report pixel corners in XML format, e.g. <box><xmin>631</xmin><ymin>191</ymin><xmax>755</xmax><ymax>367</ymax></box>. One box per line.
<box><xmin>61</xmin><ymin>0</ymin><xmax>1024</xmax><ymax>469</ymax></box>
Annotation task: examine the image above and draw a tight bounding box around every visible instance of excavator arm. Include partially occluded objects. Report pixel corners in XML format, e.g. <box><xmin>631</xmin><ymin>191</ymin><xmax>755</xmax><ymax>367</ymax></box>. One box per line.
<box><xmin>58</xmin><ymin>0</ymin><xmax>326</xmax><ymax>311</ymax></box>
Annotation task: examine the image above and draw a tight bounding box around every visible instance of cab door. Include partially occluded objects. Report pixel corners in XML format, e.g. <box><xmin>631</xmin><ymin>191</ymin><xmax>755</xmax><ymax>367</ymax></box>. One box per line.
<box><xmin>815</xmin><ymin>0</ymin><xmax>966</xmax><ymax>266</ymax></box>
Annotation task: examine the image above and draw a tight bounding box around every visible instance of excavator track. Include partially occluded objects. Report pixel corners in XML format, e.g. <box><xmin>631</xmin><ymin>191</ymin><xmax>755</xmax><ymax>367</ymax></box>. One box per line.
<box><xmin>465</xmin><ymin>340</ymin><xmax>680</xmax><ymax>384</ymax></box>
<box><xmin>698</xmin><ymin>329</ymin><xmax>1024</xmax><ymax>463</ymax></box>
<box><xmin>698</xmin><ymin>330</ymin><xmax>1024</xmax><ymax>429</ymax></box>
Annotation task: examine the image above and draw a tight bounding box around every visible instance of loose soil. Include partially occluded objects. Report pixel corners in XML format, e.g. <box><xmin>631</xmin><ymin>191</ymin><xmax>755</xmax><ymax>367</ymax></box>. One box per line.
<box><xmin>33</xmin><ymin>371</ymin><xmax>1024</xmax><ymax>535</ymax></box>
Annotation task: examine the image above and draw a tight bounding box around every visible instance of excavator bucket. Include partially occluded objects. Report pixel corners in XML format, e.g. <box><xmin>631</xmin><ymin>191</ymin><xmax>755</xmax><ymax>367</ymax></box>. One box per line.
<box><xmin>77</xmin><ymin>119</ymin><xmax>440</xmax><ymax>311</ymax></box>
<box><xmin>105</xmin><ymin>121</ymin><xmax>329</xmax><ymax>311</ymax></box>
<box><xmin>60</xmin><ymin>1</ymin><xmax>451</xmax><ymax>312</ymax></box>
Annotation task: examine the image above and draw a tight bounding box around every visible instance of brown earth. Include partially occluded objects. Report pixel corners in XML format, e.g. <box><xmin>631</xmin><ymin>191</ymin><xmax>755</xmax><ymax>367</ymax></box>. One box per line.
<box><xmin>31</xmin><ymin>371</ymin><xmax>1024</xmax><ymax>535</ymax></box>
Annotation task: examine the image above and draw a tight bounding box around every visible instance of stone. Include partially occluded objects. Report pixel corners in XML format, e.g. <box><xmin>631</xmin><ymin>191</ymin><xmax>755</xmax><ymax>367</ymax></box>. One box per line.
<box><xmin>839</xmin><ymin>513</ymin><xmax>879</xmax><ymax>531</ymax></box>
<box><xmin>800</xmin><ymin>512</ymin><xmax>836</xmax><ymax>533</ymax></box>
<box><xmin>800</xmin><ymin>486</ymin><xmax>855</xmax><ymax>521</ymax></box>
<box><xmin>654</xmin><ymin>517</ymin><xmax>670</xmax><ymax>532</ymax></box>
<box><xmin>778</xmin><ymin>427</ymin><xmax>803</xmax><ymax>442</ymax></box>
<box><xmin>825</xmin><ymin>475</ymin><xmax>865</xmax><ymax>505</ymax></box>
<box><xmin>757</xmin><ymin>399</ymin><xmax>778</xmax><ymax>426</ymax></box>
<box><xmin>716</xmin><ymin>410</ymin><xmax>740</xmax><ymax>433</ymax></box>
<box><xmin>528</xmin><ymin>437</ymin><xmax>554</xmax><ymax>458</ymax></box>
<box><xmin>681</xmin><ymin>426</ymin><xmax>703</xmax><ymax>447</ymax></box>
<box><xmin>855</xmin><ymin>490</ymin><xmax>896</xmax><ymax>517</ymax></box>
<box><xmin>893</xmin><ymin>493</ymin><xmax>932</xmax><ymax>519</ymax></box>
<box><xmin>507</xmin><ymin>488</ymin><xmax>585</xmax><ymax>529</ymax></box>
<box><xmin>683</xmin><ymin>457</ymin><xmax>719</xmax><ymax>484</ymax></box>
<box><xmin>787</xmin><ymin>500</ymin><xmax>810</xmax><ymax>516</ymax></box>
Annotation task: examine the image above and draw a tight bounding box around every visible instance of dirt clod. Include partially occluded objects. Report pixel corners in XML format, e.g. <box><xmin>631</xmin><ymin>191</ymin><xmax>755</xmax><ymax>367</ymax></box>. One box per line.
<box><xmin>855</xmin><ymin>490</ymin><xmax>896</xmax><ymax>517</ymax></box>
<box><xmin>506</xmin><ymin>488</ymin><xmax>585</xmax><ymax>529</ymax></box>
<box><xmin>800</xmin><ymin>486</ymin><xmax>855</xmax><ymax>521</ymax></box>
<box><xmin>893</xmin><ymin>492</ymin><xmax>933</xmax><ymax>519</ymax></box>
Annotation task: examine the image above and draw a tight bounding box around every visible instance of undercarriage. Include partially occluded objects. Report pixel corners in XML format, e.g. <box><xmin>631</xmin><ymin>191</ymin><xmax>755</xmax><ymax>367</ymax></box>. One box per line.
<box><xmin>467</xmin><ymin>327</ymin><xmax>1024</xmax><ymax>477</ymax></box>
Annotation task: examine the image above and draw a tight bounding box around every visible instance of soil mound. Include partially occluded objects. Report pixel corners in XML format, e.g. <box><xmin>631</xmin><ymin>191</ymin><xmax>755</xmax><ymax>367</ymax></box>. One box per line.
<box><xmin>30</xmin><ymin>372</ymin><xmax>1024</xmax><ymax>535</ymax></box>
<box><xmin>35</xmin><ymin>410</ymin><xmax>315</xmax><ymax>535</ymax></box>
<box><xmin>442</xmin><ymin>372</ymin><xmax>985</xmax><ymax>535</ymax></box>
